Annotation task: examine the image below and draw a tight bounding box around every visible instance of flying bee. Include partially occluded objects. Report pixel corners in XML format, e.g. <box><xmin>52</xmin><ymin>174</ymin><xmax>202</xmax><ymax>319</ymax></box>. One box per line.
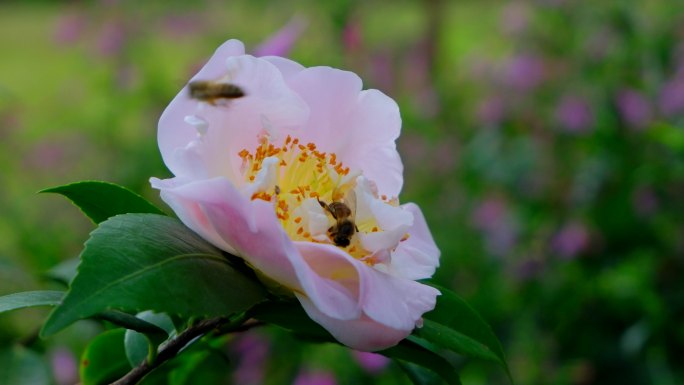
<box><xmin>318</xmin><ymin>190</ymin><xmax>358</xmax><ymax>248</ymax></box>
<box><xmin>188</xmin><ymin>80</ymin><xmax>245</xmax><ymax>105</ymax></box>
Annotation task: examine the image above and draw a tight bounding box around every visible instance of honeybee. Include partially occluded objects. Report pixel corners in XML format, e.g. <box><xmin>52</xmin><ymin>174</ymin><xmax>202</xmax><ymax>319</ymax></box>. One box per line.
<box><xmin>318</xmin><ymin>190</ymin><xmax>358</xmax><ymax>247</ymax></box>
<box><xmin>188</xmin><ymin>80</ymin><xmax>245</xmax><ymax>105</ymax></box>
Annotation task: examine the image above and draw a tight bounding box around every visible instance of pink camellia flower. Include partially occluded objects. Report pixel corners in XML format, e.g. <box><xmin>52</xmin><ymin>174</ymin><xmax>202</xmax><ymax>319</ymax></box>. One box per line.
<box><xmin>151</xmin><ymin>39</ymin><xmax>441</xmax><ymax>351</ymax></box>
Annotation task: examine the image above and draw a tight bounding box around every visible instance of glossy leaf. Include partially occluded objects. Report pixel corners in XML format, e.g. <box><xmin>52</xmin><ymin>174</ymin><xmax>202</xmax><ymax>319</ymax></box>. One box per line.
<box><xmin>41</xmin><ymin>180</ymin><xmax>165</xmax><ymax>224</ymax></box>
<box><xmin>125</xmin><ymin>311</ymin><xmax>176</xmax><ymax>367</ymax></box>
<box><xmin>417</xmin><ymin>283</ymin><xmax>511</xmax><ymax>382</ymax></box>
<box><xmin>382</xmin><ymin>340</ymin><xmax>461</xmax><ymax>385</ymax></box>
<box><xmin>41</xmin><ymin>214</ymin><xmax>267</xmax><ymax>337</ymax></box>
<box><xmin>98</xmin><ymin>310</ymin><xmax>170</xmax><ymax>338</ymax></box>
<box><xmin>80</xmin><ymin>329</ymin><xmax>131</xmax><ymax>385</ymax></box>
<box><xmin>167</xmin><ymin>348</ymin><xmax>231</xmax><ymax>385</ymax></box>
<box><xmin>43</xmin><ymin>258</ymin><xmax>80</xmax><ymax>286</ymax></box>
<box><xmin>249</xmin><ymin>300</ymin><xmax>333</xmax><ymax>343</ymax></box>
<box><xmin>0</xmin><ymin>290</ymin><xmax>63</xmax><ymax>314</ymax></box>
<box><xmin>398</xmin><ymin>360</ymin><xmax>452</xmax><ymax>385</ymax></box>
<box><xmin>250</xmin><ymin>299</ymin><xmax>461</xmax><ymax>384</ymax></box>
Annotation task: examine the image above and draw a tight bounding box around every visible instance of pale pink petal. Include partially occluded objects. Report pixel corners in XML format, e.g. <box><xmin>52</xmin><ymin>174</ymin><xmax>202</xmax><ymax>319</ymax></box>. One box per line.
<box><xmin>157</xmin><ymin>40</ymin><xmax>245</xmax><ymax>176</ymax></box>
<box><xmin>359</xmin><ymin>268</ymin><xmax>439</xmax><ymax>331</ymax></box>
<box><xmin>285</xmin><ymin>69</ymin><xmax>403</xmax><ymax>196</ymax></box>
<box><xmin>343</xmin><ymin>90</ymin><xmax>403</xmax><ymax>196</ymax></box>
<box><xmin>153</xmin><ymin>177</ymin><xmax>359</xmax><ymax>321</ymax></box>
<box><xmin>295</xmin><ymin>242</ymin><xmax>439</xmax><ymax>347</ymax></box>
<box><xmin>297</xmin><ymin>294</ymin><xmax>411</xmax><ymax>351</ymax></box>
<box><xmin>160</xmin><ymin>54</ymin><xmax>308</xmax><ymax>183</ymax></box>
<box><xmin>390</xmin><ymin>203</ymin><xmax>440</xmax><ymax>280</ymax></box>
<box><xmin>261</xmin><ymin>56</ymin><xmax>306</xmax><ymax>79</ymax></box>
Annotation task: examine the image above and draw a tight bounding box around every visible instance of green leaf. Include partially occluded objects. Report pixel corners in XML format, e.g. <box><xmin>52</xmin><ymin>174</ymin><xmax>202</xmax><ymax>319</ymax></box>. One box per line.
<box><xmin>80</xmin><ymin>329</ymin><xmax>131</xmax><ymax>385</ymax></box>
<box><xmin>0</xmin><ymin>346</ymin><xmax>51</xmax><ymax>385</ymax></box>
<box><xmin>0</xmin><ymin>291</ymin><xmax>63</xmax><ymax>314</ymax></box>
<box><xmin>41</xmin><ymin>180</ymin><xmax>165</xmax><ymax>224</ymax></box>
<box><xmin>43</xmin><ymin>258</ymin><xmax>80</xmax><ymax>285</ymax></box>
<box><xmin>167</xmin><ymin>348</ymin><xmax>231</xmax><ymax>385</ymax></box>
<box><xmin>397</xmin><ymin>360</ymin><xmax>450</xmax><ymax>385</ymax></box>
<box><xmin>124</xmin><ymin>311</ymin><xmax>176</xmax><ymax>367</ymax></box>
<box><xmin>250</xmin><ymin>299</ymin><xmax>461</xmax><ymax>384</ymax></box>
<box><xmin>417</xmin><ymin>283</ymin><xmax>512</xmax><ymax>382</ymax></box>
<box><xmin>41</xmin><ymin>214</ymin><xmax>267</xmax><ymax>337</ymax></box>
<box><xmin>382</xmin><ymin>340</ymin><xmax>461</xmax><ymax>385</ymax></box>
<box><xmin>249</xmin><ymin>300</ymin><xmax>334</xmax><ymax>343</ymax></box>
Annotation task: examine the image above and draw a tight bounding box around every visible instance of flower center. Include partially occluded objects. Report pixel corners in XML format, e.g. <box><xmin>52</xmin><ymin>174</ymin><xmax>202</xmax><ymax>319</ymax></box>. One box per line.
<box><xmin>238</xmin><ymin>134</ymin><xmax>384</xmax><ymax>259</ymax></box>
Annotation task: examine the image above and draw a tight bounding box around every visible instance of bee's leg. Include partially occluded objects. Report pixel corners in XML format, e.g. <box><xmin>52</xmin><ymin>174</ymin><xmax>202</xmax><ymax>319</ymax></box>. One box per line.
<box><xmin>355</xmin><ymin>225</ymin><xmax>359</xmax><ymax>232</ymax></box>
<box><xmin>318</xmin><ymin>198</ymin><xmax>337</xmax><ymax>218</ymax></box>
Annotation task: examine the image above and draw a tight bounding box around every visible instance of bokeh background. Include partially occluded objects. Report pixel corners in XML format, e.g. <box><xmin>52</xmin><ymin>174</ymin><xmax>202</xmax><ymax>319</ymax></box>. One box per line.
<box><xmin>1</xmin><ymin>0</ymin><xmax>683</xmax><ymax>384</ymax></box>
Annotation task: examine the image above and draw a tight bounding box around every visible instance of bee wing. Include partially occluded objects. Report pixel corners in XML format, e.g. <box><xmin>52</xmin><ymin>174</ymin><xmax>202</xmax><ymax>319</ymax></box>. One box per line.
<box><xmin>344</xmin><ymin>189</ymin><xmax>357</xmax><ymax>220</ymax></box>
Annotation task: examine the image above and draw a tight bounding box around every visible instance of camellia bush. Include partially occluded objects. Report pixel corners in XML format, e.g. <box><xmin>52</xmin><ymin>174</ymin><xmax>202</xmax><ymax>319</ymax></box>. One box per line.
<box><xmin>0</xmin><ymin>40</ymin><xmax>509</xmax><ymax>384</ymax></box>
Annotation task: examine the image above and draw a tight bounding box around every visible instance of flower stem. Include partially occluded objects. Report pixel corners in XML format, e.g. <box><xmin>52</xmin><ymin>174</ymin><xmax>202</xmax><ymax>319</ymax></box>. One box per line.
<box><xmin>112</xmin><ymin>317</ymin><xmax>228</xmax><ymax>385</ymax></box>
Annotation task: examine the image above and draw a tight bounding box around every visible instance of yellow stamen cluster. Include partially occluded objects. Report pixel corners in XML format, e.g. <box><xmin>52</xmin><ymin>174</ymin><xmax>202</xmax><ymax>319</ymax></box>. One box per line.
<box><xmin>238</xmin><ymin>135</ymin><xmax>351</xmax><ymax>241</ymax></box>
<box><xmin>237</xmin><ymin>134</ymin><xmax>405</xmax><ymax>263</ymax></box>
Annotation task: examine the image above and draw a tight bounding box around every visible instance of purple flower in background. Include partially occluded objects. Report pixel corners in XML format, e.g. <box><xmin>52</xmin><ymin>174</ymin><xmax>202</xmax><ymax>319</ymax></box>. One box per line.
<box><xmin>97</xmin><ymin>20</ymin><xmax>126</xmax><ymax>58</ymax></box>
<box><xmin>515</xmin><ymin>257</ymin><xmax>544</xmax><ymax>281</ymax></box>
<box><xmin>472</xmin><ymin>198</ymin><xmax>507</xmax><ymax>232</ymax></box>
<box><xmin>253</xmin><ymin>16</ymin><xmax>307</xmax><ymax>57</ymax></box>
<box><xmin>370</xmin><ymin>51</ymin><xmax>395</xmax><ymax>94</ymax></box>
<box><xmin>503</xmin><ymin>54</ymin><xmax>545</xmax><ymax>91</ymax></box>
<box><xmin>551</xmin><ymin>222</ymin><xmax>589</xmax><ymax>260</ymax></box>
<box><xmin>472</xmin><ymin>197</ymin><xmax>518</xmax><ymax>257</ymax></box>
<box><xmin>342</xmin><ymin>17</ymin><xmax>363</xmax><ymax>53</ymax></box>
<box><xmin>476</xmin><ymin>96</ymin><xmax>505</xmax><ymax>126</ymax></box>
<box><xmin>432</xmin><ymin>140</ymin><xmax>457</xmax><ymax>175</ymax></box>
<box><xmin>163</xmin><ymin>14</ymin><xmax>204</xmax><ymax>38</ymax></box>
<box><xmin>293</xmin><ymin>369</ymin><xmax>338</xmax><ymax>385</ymax></box>
<box><xmin>352</xmin><ymin>350</ymin><xmax>390</xmax><ymax>375</ymax></box>
<box><xmin>231</xmin><ymin>333</ymin><xmax>270</xmax><ymax>385</ymax></box>
<box><xmin>50</xmin><ymin>347</ymin><xmax>78</xmax><ymax>385</ymax></box>
<box><xmin>501</xmin><ymin>2</ymin><xmax>530</xmax><ymax>36</ymax></box>
<box><xmin>403</xmin><ymin>42</ymin><xmax>439</xmax><ymax>118</ymax></box>
<box><xmin>53</xmin><ymin>11</ymin><xmax>87</xmax><ymax>45</ymax></box>
<box><xmin>632</xmin><ymin>186</ymin><xmax>659</xmax><ymax>217</ymax></box>
<box><xmin>555</xmin><ymin>95</ymin><xmax>594</xmax><ymax>134</ymax></box>
<box><xmin>616</xmin><ymin>89</ymin><xmax>652</xmax><ymax>130</ymax></box>
<box><xmin>658</xmin><ymin>77</ymin><xmax>684</xmax><ymax>117</ymax></box>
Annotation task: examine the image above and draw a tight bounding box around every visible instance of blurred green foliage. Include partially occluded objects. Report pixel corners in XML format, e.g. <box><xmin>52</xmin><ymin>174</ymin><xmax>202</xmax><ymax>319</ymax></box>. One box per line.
<box><xmin>1</xmin><ymin>0</ymin><xmax>683</xmax><ymax>384</ymax></box>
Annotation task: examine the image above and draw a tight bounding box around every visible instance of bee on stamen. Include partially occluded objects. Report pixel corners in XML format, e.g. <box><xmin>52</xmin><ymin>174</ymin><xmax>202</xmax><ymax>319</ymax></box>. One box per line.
<box><xmin>318</xmin><ymin>190</ymin><xmax>358</xmax><ymax>248</ymax></box>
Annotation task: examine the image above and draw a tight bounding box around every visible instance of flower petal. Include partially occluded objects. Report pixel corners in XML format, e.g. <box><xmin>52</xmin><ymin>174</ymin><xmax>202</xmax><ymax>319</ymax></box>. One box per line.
<box><xmin>285</xmin><ymin>68</ymin><xmax>403</xmax><ymax>196</ymax></box>
<box><xmin>262</xmin><ymin>56</ymin><xmax>306</xmax><ymax>79</ymax></box>
<box><xmin>152</xmin><ymin>177</ymin><xmax>359</xmax><ymax>321</ymax></box>
<box><xmin>159</xmin><ymin>53</ymin><xmax>309</xmax><ymax>184</ymax></box>
<box><xmin>294</xmin><ymin>242</ymin><xmax>439</xmax><ymax>350</ymax></box>
<box><xmin>297</xmin><ymin>295</ymin><xmax>411</xmax><ymax>351</ymax></box>
<box><xmin>389</xmin><ymin>203</ymin><xmax>441</xmax><ymax>280</ymax></box>
<box><xmin>359</xmin><ymin>268</ymin><xmax>440</xmax><ymax>331</ymax></box>
<box><xmin>157</xmin><ymin>40</ymin><xmax>246</xmax><ymax>177</ymax></box>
